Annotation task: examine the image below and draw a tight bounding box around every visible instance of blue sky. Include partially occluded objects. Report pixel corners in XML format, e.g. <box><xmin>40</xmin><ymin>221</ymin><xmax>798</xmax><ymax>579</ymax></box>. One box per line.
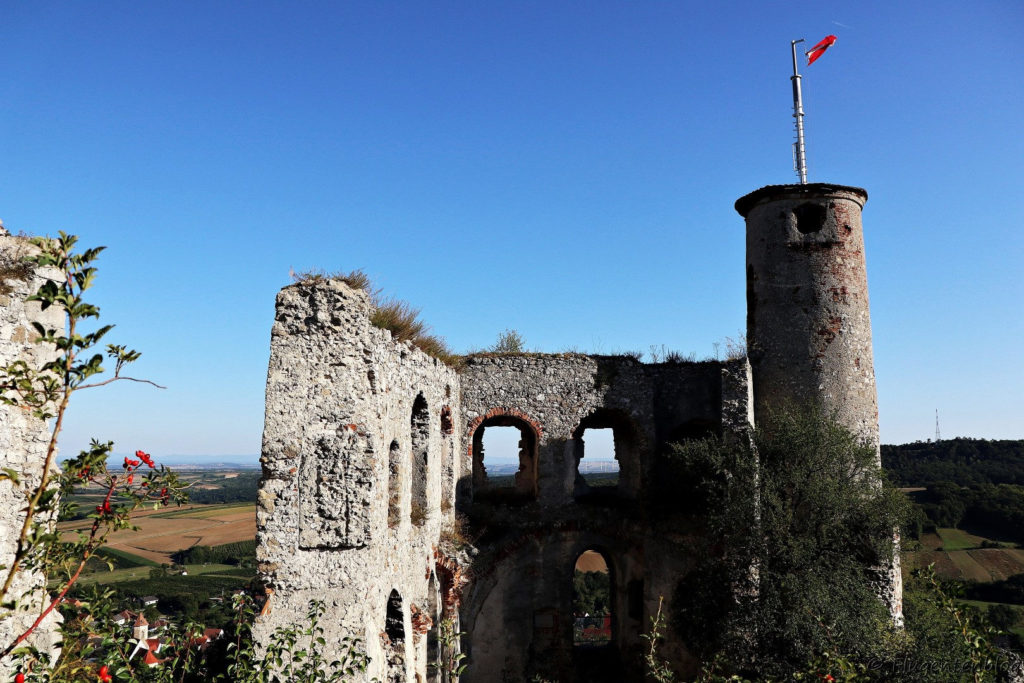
<box><xmin>1</xmin><ymin>1</ymin><xmax>1021</xmax><ymax>459</ymax></box>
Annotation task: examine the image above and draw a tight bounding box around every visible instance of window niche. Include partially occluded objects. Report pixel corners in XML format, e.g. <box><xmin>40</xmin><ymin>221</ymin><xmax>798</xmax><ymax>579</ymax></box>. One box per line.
<box><xmin>388</xmin><ymin>440</ymin><xmax>402</xmax><ymax>528</ymax></box>
<box><xmin>571</xmin><ymin>410</ymin><xmax>640</xmax><ymax>500</ymax></box>
<box><xmin>794</xmin><ymin>202</ymin><xmax>827</xmax><ymax>234</ymax></box>
<box><xmin>385</xmin><ymin>589</ymin><xmax>405</xmax><ymax>644</ymax></box>
<box><xmin>410</xmin><ymin>394</ymin><xmax>430</xmax><ymax>526</ymax></box>
<box><xmin>471</xmin><ymin>415</ymin><xmax>538</xmax><ymax>501</ymax></box>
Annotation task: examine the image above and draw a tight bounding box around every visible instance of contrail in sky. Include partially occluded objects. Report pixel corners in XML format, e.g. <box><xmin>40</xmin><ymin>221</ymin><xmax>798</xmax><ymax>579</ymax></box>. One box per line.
<box><xmin>831</xmin><ymin>21</ymin><xmax>854</xmax><ymax>29</ymax></box>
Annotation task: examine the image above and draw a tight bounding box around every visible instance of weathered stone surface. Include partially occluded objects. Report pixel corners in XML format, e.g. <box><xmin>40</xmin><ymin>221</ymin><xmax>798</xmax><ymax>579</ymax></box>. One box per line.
<box><xmin>255</xmin><ymin>280</ymin><xmax>461</xmax><ymax>682</ymax></box>
<box><xmin>738</xmin><ymin>183</ymin><xmax>878</xmax><ymax>441</ymax></box>
<box><xmin>0</xmin><ymin>228</ymin><xmax>64</xmax><ymax>674</ymax></box>
<box><xmin>256</xmin><ymin>182</ymin><xmax>899</xmax><ymax>680</ymax></box>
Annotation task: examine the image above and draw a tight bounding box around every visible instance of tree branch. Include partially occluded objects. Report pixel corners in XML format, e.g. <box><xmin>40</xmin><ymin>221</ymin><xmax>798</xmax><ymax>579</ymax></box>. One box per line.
<box><xmin>78</xmin><ymin>375</ymin><xmax>166</xmax><ymax>390</ymax></box>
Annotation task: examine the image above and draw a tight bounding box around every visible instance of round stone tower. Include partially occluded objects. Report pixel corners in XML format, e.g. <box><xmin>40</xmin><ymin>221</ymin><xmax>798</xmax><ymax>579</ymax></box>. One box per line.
<box><xmin>735</xmin><ymin>183</ymin><xmax>878</xmax><ymax>442</ymax></box>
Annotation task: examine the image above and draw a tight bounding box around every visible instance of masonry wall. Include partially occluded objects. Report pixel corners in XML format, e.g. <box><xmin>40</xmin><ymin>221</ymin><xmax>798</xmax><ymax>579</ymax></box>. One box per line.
<box><xmin>457</xmin><ymin>354</ymin><xmax>753</xmax><ymax>682</ymax></box>
<box><xmin>0</xmin><ymin>229</ymin><xmax>64</xmax><ymax>673</ymax></box>
<box><xmin>738</xmin><ymin>183</ymin><xmax>878</xmax><ymax>441</ymax></box>
<box><xmin>256</xmin><ymin>181</ymin><xmax>898</xmax><ymax>679</ymax></box>
<box><xmin>255</xmin><ymin>279</ymin><xmax>461</xmax><ymax>682</ymax></box>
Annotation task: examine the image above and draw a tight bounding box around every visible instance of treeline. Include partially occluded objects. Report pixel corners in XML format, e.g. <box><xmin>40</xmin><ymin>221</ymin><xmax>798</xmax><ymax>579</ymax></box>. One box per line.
<box><xmin>173</xmin><ymin>540</ymin><xmax>256</xmax><ymax>566</ymax></box>
<box><xmin>573</xmin><ymin>570</ymin><xmax>610</xmax><ymax>616</ymax></box>
<box><xmin>187</xmin><ymin>471</ymin><xmax>260</xmax><ymax>504</ymax></box>
<box><xmin>882</xmin><ymin>438</ymin><xmax>1024</xmax><ymax>487</ymax></box>
<box><xmin>912</xmin><ymin>482</ymin><xmax>1024</xmax><ymax>542</ymax></box>
<box><xmin>964</xmin><ymin>573</ymin><xmax>1024</xmax><ymax>605</ymax></box>
<box><xmin>882</xmin><ymin>438</ymin><xmax>1024</xmax><ymax>543</ymax></box>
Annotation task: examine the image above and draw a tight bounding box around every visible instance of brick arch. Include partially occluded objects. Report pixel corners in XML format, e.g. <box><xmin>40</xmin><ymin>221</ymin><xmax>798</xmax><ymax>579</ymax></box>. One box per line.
<box><xmin>467</xmin><ymin>408</ymin><xmax>543</xmax><ymax>500</ymax></box>
<box><xmin>464</xmin><ymin>407</ymin><xmax>543</xmax><ymax>458</ymax></box>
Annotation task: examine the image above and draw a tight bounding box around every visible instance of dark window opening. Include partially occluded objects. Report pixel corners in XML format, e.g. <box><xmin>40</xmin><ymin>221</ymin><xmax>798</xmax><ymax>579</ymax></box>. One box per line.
<box><xmin>573</xmin><ymin>550</ymin><xmax>612</xmax><ymax>647</ymax></box>
<box><xmin>388</xmin><ymin>440</ymin><xmax>401</xmax><ymax>528</ymax></box>
<box><xmin>411</xmin><ymin>394</ymin><xmax>429</xmax><ymax>525</ymax></box>
<box><xmin>472</xmin><ymin>416</ymin><xmax>538</xmax><ymax>501</ymax></box>
<box><xmin>426</xmin><ymin>574</ymin><xmax>440</xmax><ymax>682</ymax></box>
<box><xmin>794</xmin><ymin>202</ymin><xmax>827</xmax><ymax>234</ymax></box>
<box><xmin>385</xmin><ymin>589</ymin><xmax>405</xmax><ymax>643</ymax></box>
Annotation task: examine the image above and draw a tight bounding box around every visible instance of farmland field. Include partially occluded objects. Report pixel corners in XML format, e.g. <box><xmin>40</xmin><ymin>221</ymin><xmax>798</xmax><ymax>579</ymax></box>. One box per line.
<box><xmin>59</xmin><ymin>502</ymin><xmax>256</xmax><ymax>565</ymax></box>
<box><xmin>74</xmin><ymin>562</ymin><xmax>247</xmax><ymax>586</ymax></box>
<box><xmin>904</xmin><ymin>528</ymin><xmax>1024</xmax><ymax>583</ymax></box>
<box><xmin>946</xmin><ymin>551</ymin><xmax>992</xmax><ymax>582</ymax></box>
<box><xmin>936</xmin><ymin>528</ymin><xmax>1011</xmax><ymax>551</ymax></box>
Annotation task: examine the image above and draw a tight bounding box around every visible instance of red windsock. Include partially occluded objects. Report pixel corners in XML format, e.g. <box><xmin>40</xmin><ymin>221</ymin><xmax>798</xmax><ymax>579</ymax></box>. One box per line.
<box><xmin>806</xmin><ymin>34</ymin><xmax>837</xmax><ymax>66</ymax></box>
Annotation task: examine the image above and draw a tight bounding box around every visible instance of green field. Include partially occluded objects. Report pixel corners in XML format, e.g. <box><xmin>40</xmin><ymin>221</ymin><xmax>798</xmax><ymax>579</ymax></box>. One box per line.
<box><xmin>936</xmin><ymin>528</ymin><xmax>1014</xmax><ymax>551</ymax></box>
<box><xmin>95</xmin><ymin>546</ymin><xmax>158</xmax><ymax>568</ymax></box>
<box><xmin>150</xmin><ymin>501</ymin><xmax>255</xmax><ymax>519</ymax></box>
<box><xmin>76</xmin><ymin>562</ymin><xmax>250</xmax><ymax>586</ymax></box>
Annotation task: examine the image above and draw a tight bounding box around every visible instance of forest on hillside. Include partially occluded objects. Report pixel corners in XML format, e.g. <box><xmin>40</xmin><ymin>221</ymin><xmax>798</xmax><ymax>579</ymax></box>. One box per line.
<box><xmin>883</xmin><ymin>438</ymin><xmax>1024</xmax><ymax>542</ymax></box>
<box><xmin>883</xmin><ymin>438</ymin><xmax>1024</xmax><ymax>487</ymax></box>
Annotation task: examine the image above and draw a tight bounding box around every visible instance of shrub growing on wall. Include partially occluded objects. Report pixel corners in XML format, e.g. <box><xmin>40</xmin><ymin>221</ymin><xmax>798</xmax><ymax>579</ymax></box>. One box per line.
<box><xmin>667</xmin><ymin>407</ymin><xmax>909</xmax><ymax>676</ymax></box>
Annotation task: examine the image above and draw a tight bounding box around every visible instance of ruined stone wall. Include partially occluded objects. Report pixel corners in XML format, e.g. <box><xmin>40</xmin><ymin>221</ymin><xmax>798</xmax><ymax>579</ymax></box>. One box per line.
<box><xmin>256</xmin><ymin>181</ymin><xmax>900</xmax><ymax>681</ymax></box>
<box><xmin>0</xmin><ymin>229</ymin><xmax>63</xmax><ymax>672</ymax></box>
<box><xmin>457</xmin><ymin>354</ymin><xmax>752</xmax><ymax>682</ymax></box>
<box><xmin>255</xmin><ymin>279</ymin><xmax>461</xmax><ymax>682</ymax></box>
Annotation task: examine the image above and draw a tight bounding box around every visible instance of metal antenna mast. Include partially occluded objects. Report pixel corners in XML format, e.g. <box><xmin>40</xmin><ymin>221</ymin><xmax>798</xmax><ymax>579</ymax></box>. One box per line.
<box><xmin>790</xmin><ymin>39</ymin><xmax>808</xmax><ymax>184</ymax></box>
<box><xmin>935</xmin><ymin>409</ymin><xmax>941</xmax><ymax>442</ymax></box>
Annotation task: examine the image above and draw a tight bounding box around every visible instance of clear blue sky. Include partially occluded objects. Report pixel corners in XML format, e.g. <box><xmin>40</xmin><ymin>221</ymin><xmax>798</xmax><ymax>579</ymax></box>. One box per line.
<box><xmin>1</xmin><ymin>1</ymin><xmax>1021</xmax><ymax>459</ymax></box>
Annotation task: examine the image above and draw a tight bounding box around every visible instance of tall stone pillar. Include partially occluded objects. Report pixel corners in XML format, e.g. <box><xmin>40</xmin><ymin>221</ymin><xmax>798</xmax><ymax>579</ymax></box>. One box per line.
<box><xmin>735</xmin><ymin>183</ymin><xmax>877</xmax><ymax>441</ymax></box>
<box><xmin>736</xmin><ymin>183</ymin><xmax>901</xmax><ymax>623</ymax></box>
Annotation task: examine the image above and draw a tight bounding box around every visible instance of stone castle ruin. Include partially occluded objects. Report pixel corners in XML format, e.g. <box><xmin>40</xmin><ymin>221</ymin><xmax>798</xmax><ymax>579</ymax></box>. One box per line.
<box><xmin>254</xmin><ymin>183</ymin><xmax>897</xmax><ymax>681</ymax></box>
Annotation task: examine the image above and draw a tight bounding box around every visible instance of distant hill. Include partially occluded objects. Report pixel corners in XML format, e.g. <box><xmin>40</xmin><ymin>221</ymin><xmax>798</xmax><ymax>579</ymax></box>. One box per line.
<box><xmin>64</xmin><ymin>453</ymin><xmax>263</xmax><ymax>469</ymax></box>
<box><xmin>882</xmin><ymin>438</ymin><xmax>1024</xmax><ymax>487</ymax></box>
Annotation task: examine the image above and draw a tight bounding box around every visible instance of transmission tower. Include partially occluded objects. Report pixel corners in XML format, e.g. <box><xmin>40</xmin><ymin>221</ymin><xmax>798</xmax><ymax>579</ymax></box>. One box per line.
<box><xmin>935</xmin><ymin>409</ymin><xmax>941</xmax><ymax>442</ymax></box>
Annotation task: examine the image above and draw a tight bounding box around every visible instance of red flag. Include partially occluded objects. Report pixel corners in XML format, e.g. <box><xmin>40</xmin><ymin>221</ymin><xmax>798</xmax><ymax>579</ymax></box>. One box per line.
<box><xmin>805</xmin><ymin>34</ymin><xmax>837</xmax><ymax>66</ymax></box>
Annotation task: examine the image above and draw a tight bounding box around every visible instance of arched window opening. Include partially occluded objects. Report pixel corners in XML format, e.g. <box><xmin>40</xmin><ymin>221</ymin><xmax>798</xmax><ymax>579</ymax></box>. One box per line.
<box><xmin>411</xmin><ymin>394</ymin><xmax>429</xmax><ymax>526</ymax></box>
<box><xmin>573</xmin><ymin>550</ymin><xmax>612</xmax><ymax>648</ymax></box>
<box><xmin>572</xmin><ymin>410</ymin><xmax>639</xmax><ymax>500</ymax></box>
<box><xmin>471</xmin><ymin>415</ymin><xmax>538</xmax><ymax>501</ymax></box>
<box><xmin>385</xmin><ymin>589</ymin><xmax>405</xmax><ymax>644</ymax></box>
<box><xmin>388</xmin><ymin>440</ymin><xmax>402</xmax><ymax>528</ymax></box>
